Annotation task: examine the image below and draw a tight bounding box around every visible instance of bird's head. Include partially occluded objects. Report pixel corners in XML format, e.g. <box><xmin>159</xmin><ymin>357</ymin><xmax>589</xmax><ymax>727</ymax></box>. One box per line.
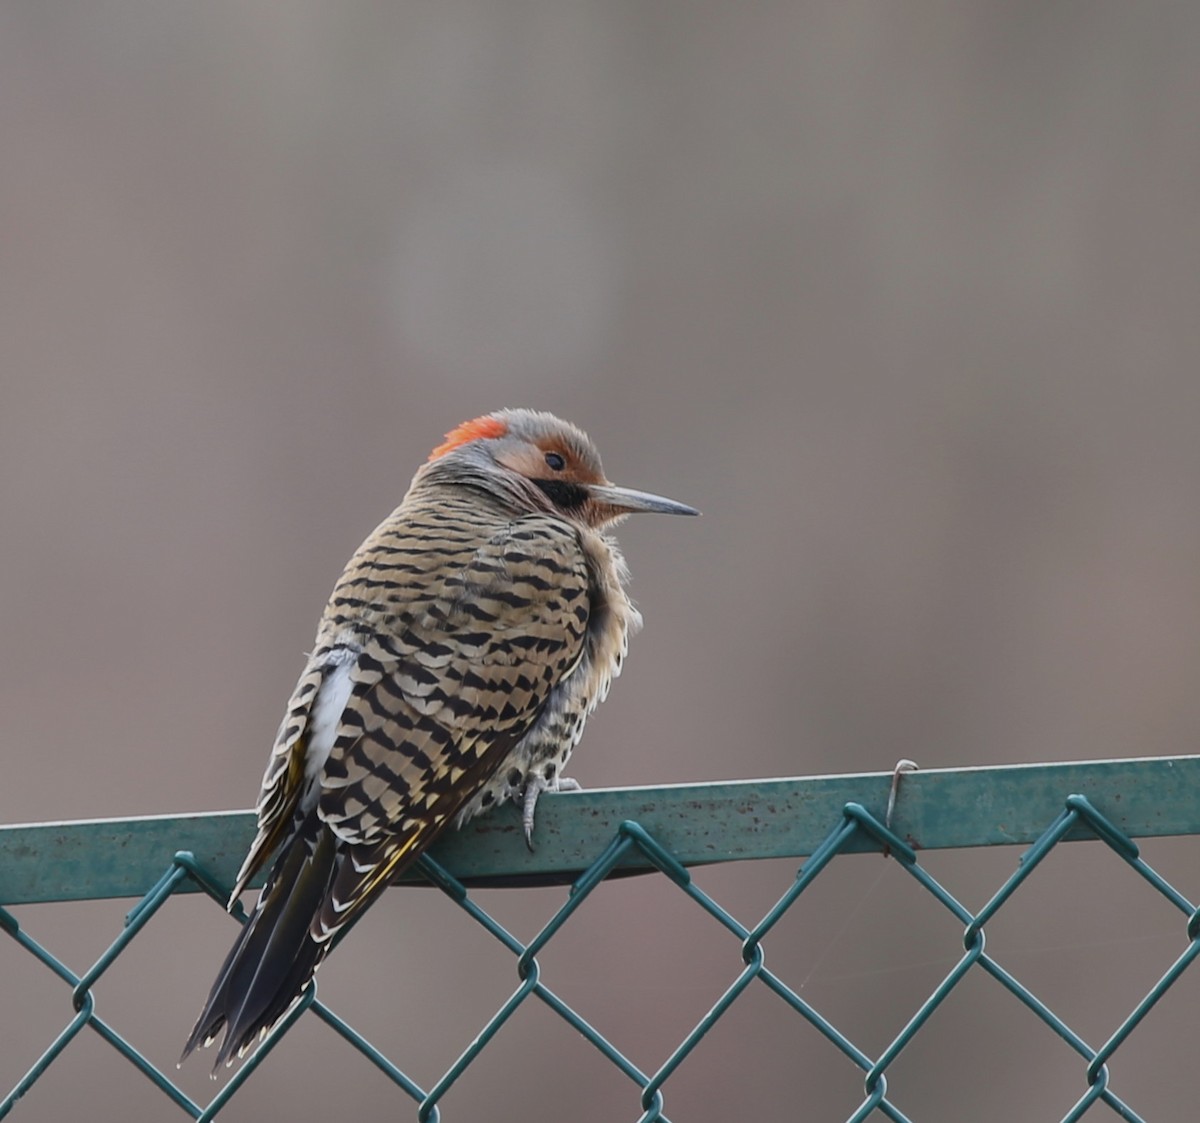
<box><xmin>423</xmin><ymin>409</ymin><xmax>699</xmax><ymax>529</ymax></box>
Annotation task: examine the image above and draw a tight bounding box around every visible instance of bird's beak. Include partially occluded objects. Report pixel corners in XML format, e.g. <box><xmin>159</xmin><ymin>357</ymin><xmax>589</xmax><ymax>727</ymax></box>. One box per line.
<box><xmin>586</xmin><ymin>483</ymin><xmax>700</xmax><ymax>517</ymax></box>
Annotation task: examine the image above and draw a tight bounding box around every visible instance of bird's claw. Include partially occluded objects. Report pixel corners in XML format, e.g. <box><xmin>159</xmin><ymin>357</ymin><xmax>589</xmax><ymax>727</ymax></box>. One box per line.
<box><xmin>522</xmin><ymin>775</ymin><xmax>582</xmax><ymax>849</ymax></box>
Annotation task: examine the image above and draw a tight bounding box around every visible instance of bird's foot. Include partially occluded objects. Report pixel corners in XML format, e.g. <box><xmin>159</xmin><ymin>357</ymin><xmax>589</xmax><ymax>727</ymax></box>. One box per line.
<box><xmin>522</xmin><ymin>774</ymin><xmax>583</xmax><ymax>849</ymax></box>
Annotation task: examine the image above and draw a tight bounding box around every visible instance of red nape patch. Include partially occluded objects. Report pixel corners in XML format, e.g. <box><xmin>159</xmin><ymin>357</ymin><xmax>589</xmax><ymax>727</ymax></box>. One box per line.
<box><xmin>428</xmin><ymin>416</ymin><xmax>509</xmax><ymax>460</ymax></box>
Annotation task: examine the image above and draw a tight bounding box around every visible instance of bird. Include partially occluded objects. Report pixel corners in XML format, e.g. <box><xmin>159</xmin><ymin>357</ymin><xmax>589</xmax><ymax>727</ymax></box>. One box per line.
<box><xmin>181</xmin><ymin>408</ymin><xmax>698</xmax><ymax>1072</ymax></box>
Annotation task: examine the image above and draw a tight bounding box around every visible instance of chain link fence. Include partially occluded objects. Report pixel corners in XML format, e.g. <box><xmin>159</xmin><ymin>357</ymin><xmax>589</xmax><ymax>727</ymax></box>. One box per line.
<box><xmin>2</xmin><ymin>757</ymin><xmax>1198</xmax><ymax>1121</ymax></box>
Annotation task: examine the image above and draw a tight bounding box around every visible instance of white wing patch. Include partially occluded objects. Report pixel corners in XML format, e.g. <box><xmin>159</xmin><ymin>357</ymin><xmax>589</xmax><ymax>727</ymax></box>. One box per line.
<box><xmin>303</xmin><ymin>655</ymin><xmax>356</xmax><ymax>792</ymax></box>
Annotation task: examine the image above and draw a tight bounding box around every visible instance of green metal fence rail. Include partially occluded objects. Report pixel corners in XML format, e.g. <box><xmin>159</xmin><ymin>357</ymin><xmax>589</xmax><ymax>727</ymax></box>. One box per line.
<box><xmin>2</xmin><ymin>756</ymin><xmax>1198</xmax><ymax>1121</ymax></box>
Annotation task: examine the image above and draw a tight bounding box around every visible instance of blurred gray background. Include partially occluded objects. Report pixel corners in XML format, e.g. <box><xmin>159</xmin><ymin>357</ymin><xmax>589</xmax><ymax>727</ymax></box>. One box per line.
<box><xmin>3</xmin><ymin>3</ymin><xmax>1200</xmax><ymax>1120</ymax></box>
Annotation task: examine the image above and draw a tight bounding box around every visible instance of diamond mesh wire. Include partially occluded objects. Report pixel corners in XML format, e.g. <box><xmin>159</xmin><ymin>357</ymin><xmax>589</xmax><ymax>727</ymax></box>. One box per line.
<box><xmin>2</xmin><ymin>776</ymin><xmax>1198</xmax><ymax>1121</ymax></box>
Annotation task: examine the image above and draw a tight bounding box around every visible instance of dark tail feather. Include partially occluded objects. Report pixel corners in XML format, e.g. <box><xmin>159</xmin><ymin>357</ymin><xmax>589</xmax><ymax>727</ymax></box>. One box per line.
<box><xmin>181</xmin><ymin>822</ymin><xmax>339</xmax><ymax>1073</ymax></box>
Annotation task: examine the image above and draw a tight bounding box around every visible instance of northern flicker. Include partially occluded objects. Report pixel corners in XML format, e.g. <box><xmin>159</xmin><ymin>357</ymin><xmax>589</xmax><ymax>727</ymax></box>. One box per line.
<box><xmin>181</xmin><ymin>409</ymin><xmax>697</xmax><ymax>1071</ymax></box>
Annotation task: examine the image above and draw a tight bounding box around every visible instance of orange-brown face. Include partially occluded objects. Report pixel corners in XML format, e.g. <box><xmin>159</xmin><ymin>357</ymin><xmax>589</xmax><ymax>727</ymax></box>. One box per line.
<box><xmin>428</xmin><ymin>411</ymin><xmax>699</xmax><ymax>528</ymax></box>
<box><xmin>494</xmin><ymin>434</ymin><xmax>611</xmax><ymax>522</ymax></box>
<box><xmin>494</xmin><ymin>434</ymin><xmax>605</xmax><ymax>488</ymax></box>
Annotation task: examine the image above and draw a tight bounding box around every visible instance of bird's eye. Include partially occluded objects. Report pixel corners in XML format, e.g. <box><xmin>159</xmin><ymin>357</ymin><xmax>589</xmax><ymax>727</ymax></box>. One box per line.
<box><xmin>544</xmin><ymin>451</ymin><xmax>566</xmax><ymax>471</ymax></box>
